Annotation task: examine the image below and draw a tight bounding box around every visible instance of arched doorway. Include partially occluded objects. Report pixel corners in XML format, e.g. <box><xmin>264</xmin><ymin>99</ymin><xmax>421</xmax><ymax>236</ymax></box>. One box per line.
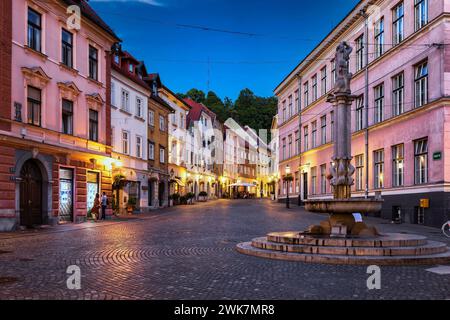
<box><xmin>20</xmin><ymin>160</ymin><xmax>43</xmax><ymax>227</ymax></box>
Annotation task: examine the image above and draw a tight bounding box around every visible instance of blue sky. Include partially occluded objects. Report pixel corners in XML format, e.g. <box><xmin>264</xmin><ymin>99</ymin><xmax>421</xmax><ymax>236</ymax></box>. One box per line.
<box><xmin>90</xmin><ymin>0</ymin><xmax>359</xmax><ymax>100</ymax></box>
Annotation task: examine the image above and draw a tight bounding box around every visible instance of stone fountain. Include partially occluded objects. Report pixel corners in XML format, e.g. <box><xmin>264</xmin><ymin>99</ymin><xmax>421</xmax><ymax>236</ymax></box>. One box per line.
<box><xmin>236</xmin><ymin>43</ymin><xmax>450</xmax><ymax>265</ymax></box>
<box><xmin>303</xmin><ymin>41</ymin><xmax>382</xmax><ymax>238</ymax></box>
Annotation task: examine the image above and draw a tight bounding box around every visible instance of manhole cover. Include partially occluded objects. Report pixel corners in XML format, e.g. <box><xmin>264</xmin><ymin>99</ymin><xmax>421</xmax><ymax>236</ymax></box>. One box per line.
<box><xmin>0</xmin><ymin>277</ymin><xmax>19</xmax><ymax>285</ymax></box>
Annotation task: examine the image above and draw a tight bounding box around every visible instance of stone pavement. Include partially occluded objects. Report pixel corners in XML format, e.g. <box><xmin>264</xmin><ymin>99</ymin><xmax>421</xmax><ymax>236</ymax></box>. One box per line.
<box><xmin>0</xmin><ymin>199</ymin><xmax>449</xmax><ymax>300</ymax></box>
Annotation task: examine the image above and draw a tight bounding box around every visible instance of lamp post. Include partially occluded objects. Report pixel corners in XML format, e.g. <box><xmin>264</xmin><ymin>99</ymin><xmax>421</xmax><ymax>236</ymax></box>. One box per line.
<box><xmin>285</xmin><ymin>165</ymin><xmax>291</xmax><ymax>209</ymax></box>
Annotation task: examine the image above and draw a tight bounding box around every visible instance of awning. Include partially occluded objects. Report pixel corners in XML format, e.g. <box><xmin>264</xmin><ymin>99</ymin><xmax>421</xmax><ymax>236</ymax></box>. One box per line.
<box><xmin>170</xmin><ymin>177</ymin><xmax>185</xmax><ymax>187</ymax></box>
<box><xmin>229</xmin><ymin>183</ymin><xmax>256</xmax><ymax>187</ymax></box>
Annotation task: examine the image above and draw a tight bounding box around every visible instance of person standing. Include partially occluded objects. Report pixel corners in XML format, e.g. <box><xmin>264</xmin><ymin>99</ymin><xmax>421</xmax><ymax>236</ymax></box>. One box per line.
<box><xmin>92</xmin><ymin>193</ymin><xmax>100</xmax><ymax>221</ymax></box>
<box><xmin>101</xmin><ymin>192</ymin><xmax>108</xmax><ymax>220</ymax></box>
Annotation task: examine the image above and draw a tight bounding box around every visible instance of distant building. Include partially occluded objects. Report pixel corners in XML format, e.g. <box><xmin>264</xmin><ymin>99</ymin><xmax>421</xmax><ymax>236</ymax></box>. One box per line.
<box><xmin>146</xmin><ymin>74</ymin><xmax>175</xmax><ymax>208</ymax></box>
<box><xmin>159</xmin><ymin>86</ymin><xmax>191</xmax><ymax>197</ymax></box>
<box><xmin>184</xmin><ymin>98</ymin><xmax>219</xmax><ymax>200</ymax></box>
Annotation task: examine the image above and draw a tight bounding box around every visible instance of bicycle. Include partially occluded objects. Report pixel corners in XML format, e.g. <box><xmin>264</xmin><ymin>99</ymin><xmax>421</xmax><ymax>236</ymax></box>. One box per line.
<box><xmin>442</xmin><ymin>221</ymin><xmax>450</xmax><ymax>238</ymax></box>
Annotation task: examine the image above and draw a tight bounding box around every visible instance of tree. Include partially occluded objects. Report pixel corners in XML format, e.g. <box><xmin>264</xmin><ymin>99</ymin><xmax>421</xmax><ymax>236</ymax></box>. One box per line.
<box><xmin>185</xmin><ymin>88</ymin><xmax>206</xmax><ymax>104</ymax></box>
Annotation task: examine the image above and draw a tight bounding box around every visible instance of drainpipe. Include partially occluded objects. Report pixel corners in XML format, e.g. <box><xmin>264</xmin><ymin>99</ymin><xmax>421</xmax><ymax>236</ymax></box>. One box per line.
<box><xmin>362</xmin><ymin>9</ymin><xmax>370</xmax><ymax>199</ymax></box>
<box><xmin>297</xmin><ymin>74</ymin><xmax>303</xmax><ymax>205</ymax></box>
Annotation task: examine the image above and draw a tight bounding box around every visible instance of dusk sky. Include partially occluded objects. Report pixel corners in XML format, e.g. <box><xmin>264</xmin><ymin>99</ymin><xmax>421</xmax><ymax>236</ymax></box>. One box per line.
<box><xmin>90</xmin><ymin>0</ymin><xmax>359</xmax><ymax>100</ymax></box>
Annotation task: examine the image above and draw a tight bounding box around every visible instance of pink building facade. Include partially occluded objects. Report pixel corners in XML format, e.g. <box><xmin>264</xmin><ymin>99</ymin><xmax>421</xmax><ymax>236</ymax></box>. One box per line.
<box><xmin>0</xmin><ymin>0</ymin><xmax>119</xmax><ymax>230</ymax></box>
<box><xmin>275</xmin><ymin>0</ymin><xmax>450</xmax><ymax>227</ymax></box>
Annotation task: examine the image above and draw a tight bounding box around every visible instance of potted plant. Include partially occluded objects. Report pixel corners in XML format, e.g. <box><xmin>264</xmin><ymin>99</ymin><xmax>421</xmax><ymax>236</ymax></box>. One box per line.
<box><xmin>126</xmin><ymin>197</ymin><xmax>137</xmax><ymax>214</ymax></box>
<box><xmin>171</xmin><ymin>193</ymin><xmax>180</xmax><ymax>205</ymax></box>
<box><xmin>179</xmin><ymin>195</ymin><xmax>187</xmax><ymax>205</ymax></box>
<box><xmin>199</xmin><ymin>191</ymin><xmax>208</xmax><ymax>202</ymax></box>
<box><xmin>186</xmin><ymin>192</ymin><xmax>195</xmax><ymax>205</ymax></box>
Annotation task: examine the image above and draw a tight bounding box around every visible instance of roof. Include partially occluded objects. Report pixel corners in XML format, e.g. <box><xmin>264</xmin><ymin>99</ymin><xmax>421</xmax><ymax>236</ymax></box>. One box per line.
<box><xmin>274</xmin><ymin>0</ymin><xmax>368</xmax><ymax>94</ymax></box>
<box><xmin>61</xmin><ymin>0</ymin><xmax>121</xmax><ymax>41</ymax></box>
<box><xmin>111</xmin><ymin>50</ymin><xmax>151</xmax><ymax>91</ymax></box>
<box><xmin>150</xmin><ymin>95</ymin><xmax>176</xmax><ymax>113</ymax></box>
<box><xmin>160</xmin><ymin>85</ymin><xmax>191</xmax><ymax>110</ymax></box>
<box><xmin>184</xmin><ymin>98</ymin><xmax>216</xmax><ymax>127</ymax></box>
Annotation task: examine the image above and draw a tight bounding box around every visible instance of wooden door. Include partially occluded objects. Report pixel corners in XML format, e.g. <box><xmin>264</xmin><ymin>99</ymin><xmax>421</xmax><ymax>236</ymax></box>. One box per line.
<box><xmin>20</xmin><ymin>160</ymin><xmax>43</xmax><ymax>227</ymax></box>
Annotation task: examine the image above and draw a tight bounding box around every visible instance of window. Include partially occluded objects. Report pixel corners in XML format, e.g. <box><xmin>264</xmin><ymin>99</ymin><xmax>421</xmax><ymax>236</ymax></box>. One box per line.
<box><xmin>321</xmin><ymin>67</ymin><xmax>327</xmax><ymax>95</ymax></box>
<box><xmin>356</xmin><ymin>35</ymin><xmax>365</xmax><ymax>72</ymax></box>
<box><xmin>62</xmin><ymin>99</ymin><xmax>73</xmax><ymax>135</ymax></box>
<box><xmin>121</xmin><ymin>89</ymin><xmax>129</xmax><ymax>112</ymax></box>
<box><xmin>114</xmin><ymin>54</ymin><xmax>120</xmax><ymax>64</ymax></box>
<box><xmin>303</xmin><ymin>126</ymin><xmax>309</xmax><ymax>151</ymax></box>
<box><xmin>136</xmin><ymin>97</ymin><xmax>142</xmax><ymax>117</ymax></box>
<box><xmin>415</xmin><ymin>0</ymin><xmax>428</xmax><ymax>31</ymax></box>
<box><xmin>393</xmin><ymin>2</ymin><xmax>404</xmax><ymax>45</ymax></box>
<box><xmin>159</xmin><ymin>115</ymin><xmax>165</xmax><ymax>131</ymax></box>
<box><xmin>355</xmin><ymin>96</ymin><xmax>364</xmax><ymax>131</ymax></box>
<box><xmin>122</xmin><ymin>131</ymin><xmax>129</xmax><ymax>154</ymax></box>
<box><xmin>392</xmin><ymin>73</ymin><xmax>404</xmax><ymax>116</ymax></box>
<box><xmin>27</xmin><ymin>8</ymin><xmax>42</xmax><ymax>52</ymax></box>
<box><xmin>89</xmin><ymin>109</ymin><xmax>98</xmax><ymax>142</ymax></box>
<box><xmin>330</xmin><ymin>111</ymin><xmax>334</xmax><ymax>142</ymax></box>
<box><xmin>355</xmin><ymin>154</ymin><xmax>364</xmax><ymax>191</ymax></box>
<box><xmin>374</xmin><ymin>18</ymin><xmax>384</xmax><ymax>58</ymax></box>
<box><xmin>160</xmin><ymin>147</ymin><xmax>165</xmax><ymax>164</ymax></box>
<box><xmin>415</xmin><ymin>61</ymin><xmax>428</xmax><ymax>108</ymax></box>
<box><xmin>414</xmin><ymin>138</ymin><xmax>428</xmax><ymax>184</ymax></box>
<box><xmin>295</xmin><ymin>89</ymin><xmax>300</xmax><ymax>113</ymax></box>
<box><xmin>148</xmin><ymin>141</ymin><xmax>155</xmax><ymax>160</ymax></box>
<box><xmin>288</xmin><ymin>135</ymin><xmax>292</xmax><ymax>159</ymax></box>
<box><xmin>295</xmin><ymin>130</ymin><xmax>300</xmax><ymax>155</ymax></box>
<box><xmin>311</xmin><ymin>167</ymin><xmax>317</xmax><ymax>195</ymax></box>
<box><xmin>288</xmin><ymin>95</ymin><xmax>293</xmax><ymax>119</ymax></box>
<box><xmin>312</xmin><ymin>75</ymin><xmax>318</xmax><ymax>101</ymax></box>
<box><xmin>89</xmin><ymin>46</ymin><xmax>98</xmax><ymax>81</ymax></box>
<box><xmin>320</xmin><ymin>164</ymin><xmax>327</xmax><ymax>194</ymax></box>
<box><xmin>129</xmin><ymin>64</ymin><xmax>134</xmax><ymax>73</ymax></box>
<box><xmin>320</xmin><ymin>116</ymin><xmax>327</xmax><ymax>145</ymax></box>
<box><xmin>27</xmin><ymin>86</ymin><xmax>41</xmax><ymax>126</ymax></box>
<box><xmin>303</xmin><ymin>82</ymin><xmax>309</xmax><ymax>106</ymax></box>
<box><xmin>136</xmin><ymin>136</ymin><xmax>142</xmax><ymax>158</ymax></box>
<box><xmin>282</xmin><ymin>138</ymin><xmax>286</xmax><ymax>160</ymax></box>
<box><xmin>282</xmin><ymin>100</ymin><xmax>286</xmax><ymax>123</ymax></box>
<box><xmin>374</xmin><ymin>83</ymin><xmax>384</xmax><ymax>123</ymax></box>
<box><xmin>148</xmin><ymin>110</ymin><xmax>155</xmax><ymax>126</ymax></box>
<box><xmin>374</xmin><ymin>149</ymin><xmax>384</xmax><ymax>189</ymax></box>
<box><xmin>61</xmin><ymin>29</ymin><xmax>73</xmax><ymax>68</ymax></box>
<box><xmin>111</xmin><ymin>82</ymin><xmax>116</xmax><ymax>107</ymax></box>
<box><xmin>180</xmin><ymin>114</ymin><xmax>184</xmax><ymax>129</ymax></box>
<box><xmin>331</xmin><ymin>59</ymin><xmax>336</xmax><ymax>86</ymax></box>
<box><xmin>392</xmin><ymin>144</ymin><xmax>404</xmax><ymax>187</ymax></box>
<box><xmin>311</xmin><ymin>121</ymin><xmax>317</xmax><ymax>148</ymax></box>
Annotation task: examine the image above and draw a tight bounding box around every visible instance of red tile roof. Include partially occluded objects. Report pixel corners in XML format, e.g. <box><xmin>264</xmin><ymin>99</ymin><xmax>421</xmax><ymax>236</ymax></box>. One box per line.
<box><xmin>184</xmin><ymin>98</ymin><xmax>216</xmax><ymax>127</ymax></box>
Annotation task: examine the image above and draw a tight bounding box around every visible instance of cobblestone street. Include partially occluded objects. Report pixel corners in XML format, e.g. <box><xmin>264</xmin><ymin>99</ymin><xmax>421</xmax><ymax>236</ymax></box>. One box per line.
<box><xmin>0</xmin><ymin>199</ymin><xmax>449</xmax><ymax>300</ymax></box>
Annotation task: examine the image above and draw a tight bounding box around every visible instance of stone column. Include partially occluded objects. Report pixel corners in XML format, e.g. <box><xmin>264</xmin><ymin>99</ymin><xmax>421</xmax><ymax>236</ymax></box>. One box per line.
<box><xmin>328</xmin><ymin>93</ymin><xmax>356</xmax><ymax>200</ymax></box>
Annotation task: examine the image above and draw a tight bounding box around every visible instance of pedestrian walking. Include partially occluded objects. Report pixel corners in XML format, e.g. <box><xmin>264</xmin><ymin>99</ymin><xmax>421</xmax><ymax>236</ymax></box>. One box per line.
<box><xmin>101</xmin><ymin>192</ymin><xmax>108</xmax><ymax>220</ymax></box>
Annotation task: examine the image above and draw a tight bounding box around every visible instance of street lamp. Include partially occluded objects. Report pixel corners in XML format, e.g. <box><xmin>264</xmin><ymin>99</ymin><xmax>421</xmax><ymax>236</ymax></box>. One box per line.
<box><xmin>285</xmin><ymin>165</ymin><xmax>291</xmax><ymax>209</ymax></box>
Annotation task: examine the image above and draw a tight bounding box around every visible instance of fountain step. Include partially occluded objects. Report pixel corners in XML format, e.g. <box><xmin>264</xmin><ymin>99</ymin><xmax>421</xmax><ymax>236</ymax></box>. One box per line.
<box><xmin>251</xmin><ymin>237</ymin><xmax>448</xmax><ymax>256</ymax></box>
<box><xmin>267</xmin><ymin>232</ymin><xmax>428</xmax><ymax>248</ymax></box>
<box><xmin>236</xmin><ymin>242</ymin><xmax>450</xmax><ymax>266</ymax></box>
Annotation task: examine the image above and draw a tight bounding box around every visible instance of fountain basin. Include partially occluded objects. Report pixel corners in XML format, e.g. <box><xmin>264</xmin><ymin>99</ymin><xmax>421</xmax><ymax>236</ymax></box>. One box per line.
<box><xmin>305</xmin><ymin>198</ymin><xmax>383</xmax><ymax>215</ymax></box>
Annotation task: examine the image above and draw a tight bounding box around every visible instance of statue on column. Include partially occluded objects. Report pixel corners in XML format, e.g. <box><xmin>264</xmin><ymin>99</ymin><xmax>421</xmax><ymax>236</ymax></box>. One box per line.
<box><xmin>334</xmin><ymin>41</ymin><xmax>353</xmax><ymax>94</ymax></box>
